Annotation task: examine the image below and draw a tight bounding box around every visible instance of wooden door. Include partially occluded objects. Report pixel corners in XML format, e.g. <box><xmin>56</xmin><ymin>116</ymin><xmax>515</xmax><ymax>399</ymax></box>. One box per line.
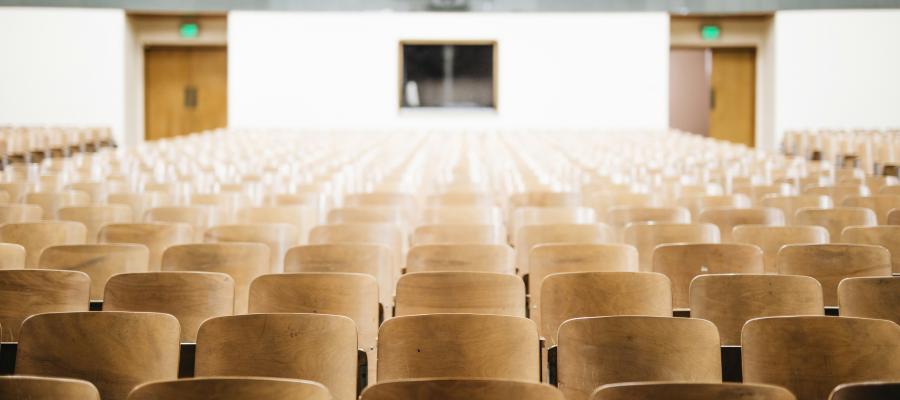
<box><xmin>709</xmin><ymin>48</ymin><xmax>755</xmax><ymax>147</ymax></box>
<box><xmin>145</xmin><ymin>46</ymin><xmax>227</xmax><ymax>140</ymax></box>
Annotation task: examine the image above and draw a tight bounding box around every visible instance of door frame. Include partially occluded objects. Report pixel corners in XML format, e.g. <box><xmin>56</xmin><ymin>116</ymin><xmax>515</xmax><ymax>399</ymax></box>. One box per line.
<box><xmin>125</xmin><ymin>14</ymin><xmax>228</xmax><ymax>146</ymax></box>
<box><xmin>669</xmin><ymin>15</ymin><xmax>775</xmax><ymax>150</ymax></box>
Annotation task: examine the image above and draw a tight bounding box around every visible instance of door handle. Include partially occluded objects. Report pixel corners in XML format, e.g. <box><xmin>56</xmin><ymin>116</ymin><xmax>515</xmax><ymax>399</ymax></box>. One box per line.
<box><xmin>184</xmin><ymin>86</ymin><xmax>198</xmax><ymax>109</ymax></box>
<box><xmin>709</xmin><ymin>87</ymin><xmax>716</xmax><ymax>110</ymax></box>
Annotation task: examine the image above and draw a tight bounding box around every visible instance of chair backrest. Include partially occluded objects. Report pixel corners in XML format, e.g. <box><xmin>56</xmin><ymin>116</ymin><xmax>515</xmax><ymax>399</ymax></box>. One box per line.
<box><xmin>591</xmin><ymin>382</ymin><xmax>796</xmax><ymax>400</ymax></box>
<box><xmin>308</xmin><ymin>224</ymin><xmax>404</xmax><ymax>274</ymax></box>
<box><xmin>395</xmin><ymin>272</ymin><xmax>525</xmax><ymax>317</ymax></box>
<box><xmin>777</xmin><ymin>244</ymin><xmax>891</xmax><ymax>306</ymax></box>
<box><xmin>16</xmin><ymin>311</ymin><xmax>180</xmax><ymax>400</ymax></box>
<box><xmin>0</xmin><ymin>182</ymin><xmax>32</xmax><ymax>203</ymax></box>
<box><xmin>690</xmin><ymin>274</ymin><xmax>824</xmax><ymax>345</ymax></box>
<box><xmin>204</xmin><ymin>223</ymin><xmax>299</xmax><ymax>273</ymax></box>
<box><xmin>829</xmin><ymin>382</ymin><xmax>900</xmax><ymax>400</ymax></box>
<box><xmin>888</xmin><ymin>208</ymin><xmax>900</xmax><ymax>225</ymax></box>
<box><xmin>144</xmin><ymin>206</ymin><xmax>217</xmax><ymax>242</ymax></box>
<box><xmin>511</xmin><ymin>206</ymin><xmax>596</xmax><ymax>242</ymax></box>
<box><xmin>104</xmin><ymin>271</ymin><xmax>234</xmax><ymax>342</ymax></box>
<box><xmin>515</xmin><ymin>223</ymin><xmax>614</xmax><ymax>276</ymax></box>
<box><xmin>0</xmin><ymin>204</ymin><xmax>42</xmax><ymax>224</ymax></box>
<box><xmin>761</xmin><ymin>194</ymin><xmax>833</xmax><ymax>225</ymax></box>
<box><xmin>195</xmin><ymin>313</ymin><xmax>357</xmax><ymax>400</ymax></box>
<box><xmin>732</xmin><ymin>225</ymin><xmax>829</xmax><ymax>273</ymax></box>
<box><xmin>249</xmin><ymin>272</ymin><xmax>379</xmax><ymax>359</ymax></box>
<box><xmin>529</xmin><ymin>243</ymin><xmax>639</xmax><ymax>324</ymax></box>
<box><xmin>804</xmin><ymin>184</ymin><xmax>869</xmax><ymax>205</ymax></box>
<box><xmin>0</xmin><ymin>243</ymin><xmax>26</xmax><ymax>270</ymax></box>
<box><xmin>38</xmin><ymin>244</ymin><xmax>150</xmax><ymax>300</ymax></box>
<box><xmin>557</xmin><ymin>316</ymin><xmax>722</xmax><ymax>400</ymax></box>
<box><xmin>109</xmin><ymin>192</ymin><xmax>174</xmax><ymax>221</ymax></box>
<box><xmin>162</xmin><ymin>242</ymin><xmax>269</xmax><ymax>314</ymax></box>
<box><xmin>377</xmin><ymin>314</ymin><xmax>539</xmax><ymax>382</ymax></box>
<box><xmin>837</xmin><ymin>277</ymin><xmax>900</xmax><ymax>324</ymax></box>
<box><xmin>842</xmin><ymin>226</ymin><xmax>900</xmax><ymax>273</ymax></box>
<box><xmin>412</xmin><ymin>224</ymin><xmax>506</xmax><ymax>245</ymax></box>
<box><xmin>606</xmin><ymin>206</ymin><xmax>691</xmax><ymax>241</ymax></box>
<box><xmin>0</xmin><ymin>221</ymin><xmax>87</xmax><ymax>268</ymax></box>
<box><xmin>541</xmin><ymin>272</ymin><xmax>671</xmax><ymax>345</ymax></box>
<box><xmin>0</xmin><ymin>269</ymin><xmax>90</xmax><ymax>340</ymax></box>
<box><xmin>59</xmin><ymin>205</ymin><xmax>133</xmax><ymax>244</ymax></box>
<box><xmin>653</xmin><ymin>243</ymin><xmax>764</xmax><ymax>308</ymax></box>
<box><xmin>99</xmin><ymin>223</ymin><xmax>193</xmax><ymax>271</ymax></box>
<box><xmin>327</xmin><ymin>206</ymin><xmax>407</xmax><ymax>226</ymax></box>
<box><xmin>509</xmin><ymin>191</ymin><xmax>580</xmax><ymax>209</ymax></box>
<box><xmin>623</xmin><ymin>222</ymin><xmax>720</xmax><ymax>272</ymax></box>
<box><xmin>0</xmin><ymin>376</ymin><xmax>100</xmax><ymax>400</ymax></box>
<box><xmin>795</xmin><ymin>207</ymin><xmax>876</xmax><ymax>240</ymax></box>
<box><xmin>25</xmin><ymin>190</ymin><xmax>90</xmax><ymax>219</ymax></box>
<box><xmin>406</xmin><ymin>244</ymin><xmax>514</xmax><ymax>274</ymax></box>
<box><xmin>420</xmin><ymin>206</ymin><xmax>502</xmax><ymax>225</ymax></box>
<box><xmin>697</xmin><ymin>207</ymin><xmax>785</xmax><ymax>242</ymax></box>
<box><xmin>427</xmin><ymin>192</ymin><xmax>495</xmax><ymax>207</ymax></box>
<box><xmin>237</xmin><ymin>205</ymin><xmax>316</xmax><ymax>240</ymax></box>
<box><xmin>677</xmin><ymin>194</ymin><xmax>751</xmax><ymax>221</ymax></box>
<box><xmin>361</xmin><ymin>378</ymin><xmax>564</xmax><ymax>400</ymax></box>
<box><xmin>128</xmin><ymin>377</ymin><xmax>331</xmax><ymax>400</ymax></box>
<box><xmin>742</xmin><ymin>316</ymin><xmax>900</xmax><ymax>400</ymax></box>
<box><xmin>284</xmin><ymin>243</ymin><xmax>394</xmax><ymax>308</ymax></box>
<box><xmin>843</xmin><ymin>194</ymin><xmax>900</xmax><ymax>224</ymax></box>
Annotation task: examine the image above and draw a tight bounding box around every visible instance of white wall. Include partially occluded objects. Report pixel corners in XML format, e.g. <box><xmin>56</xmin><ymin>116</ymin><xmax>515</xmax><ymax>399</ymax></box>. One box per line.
<box><xmin>228</xmin><ymin>12</ymin><xmax>670</xmax><ymax>131</ymax></box>
<box><xmin>775</xmin><ymin>10</ymin><xmax>900</xmax><ymax>145</ymax></box>
<box><xmin>0</xmin><ymin>7</ymin><xmax>126</xmax><ymax>142</ymax></box>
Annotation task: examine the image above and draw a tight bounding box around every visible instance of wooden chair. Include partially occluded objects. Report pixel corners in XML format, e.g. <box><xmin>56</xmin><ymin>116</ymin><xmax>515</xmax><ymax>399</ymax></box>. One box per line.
<box><xmin>0</xmin><ymin>269</ymin><xmax>90</xmax><ymax>340</ymax></box>
<box><xmin>804</xmin><ymin>184</ymin><xmax>869</xmax><ymax>205</ymax></box>
<box><xmin>0</xmin><ymin>204</ymin><xmax>42</xmax><ymax>224</ymax></box>
<box><xmin>284</xmin><ymin>243</ymin><xmax>394</xmax><ymax>308</ymax></box>
<box><xmin>0</xmin><ymin>182</ymin><xmax>31</xmax><ymax>203</ymax></box>
<box><xmin>829</xmin><ymin>382</ymin><xmax>900</xmax><ymax>400</ymax></box>
<box><xmin>842</xmin><ymin>226</ymin><xmax>900</xmax><ymax>273</ymax></box>
<box><xmin>591</xmin><ymin>382</ymin><xmax>796</xmax><ymax>400</ymax></box>
<box><xmin>889</xmin><ymin>208</ymin><xmax>900</xmax><ymax>225</ymax></box>
<box><xmin>128</xmin><ymin>377</ymin><xmax>331</xmax><ymax>400</ymax></box>
<box><xmin>843</xmin><ymin>194</ymin><xmax>900</xmax><ymax>224</ymax></box>
<box><xmin>103</xmin><ymin>271</ymin><xmax>234</xmax><ymax>342</ymax></box>
<box><xmin>732</xmin><ymin>225</ymin><xmax>829</xmax><ymax>273</ymax></box>
<box><xmin>742</xmin><ymin>316</ymin><xmax>900</xmax><ymax>400</ymax></box>
<box><xmin>777</xmin><ymin>244</ymin><xmax>891</xmax><ymax>306</ymax></box>
<box><xmin>109</xmin><ymin>192</ymin><xmax>174</xmax><ymax>221</ymax></box>
<box><xmin>190</xmin><ymin>193</ymin><xmax>246</xmax><ymax>223</ymax></box>
<box><xmin>377</xmin><ymin>314</ymin><xmax>539</xmax><ymax>382</ymax></box>
<box><xmin>64</xmin><ymin>181</ymin><xmax>109</xmax><ymax>204</ymax></box>
<box><xmin>345</xmin><ymin>192</ymin><xmax>417</xmax><ymax>209</ymax></box>
<box><xmin>0</xmin><ymin>376</ymin><xmax>100</xmax><ymax>400</ymax></box>
<box><xmin>249</xmin><ymin>272</ymin><xmax>379</xmax><ymax>378</ymax></box>
<box><xmin>412</xmin><ymin>224</ymin><xmax>506</xmax><ymax>245</ymax></box>
<box><xmin>395</xmin><ymin>272</ymin><xmax>525</xmax><ymax>317</ymax></box>
<box><xmin>0</xmin><ymin>221</ymin><xmax>86</xmax><ymax>268</ymax></box>
<box><xmin>204</xmin><ymin>223</ymin><xmax>299</xmax><ymax>273</ymax></box>
<box><xmin>761</xmin><ymin>194</ymin><xmax>832</xmax><ymax>225</ymax></box>
<box><xmin>0</xmin><ymin>243</ymin><xmax>25</xmax><ymax>270</ymax></box>
<box><xmin>529</xmin><ymin>244</ymin><xmax>639</xmax><ymax>321</ymax></box>
<box><xmin>361</xmin><ymin>378</ymin><xmax>564</xmax><ymax>400</ymax></box>
<box><xmin>586</xmin><ymin>192</ymin><xmax>660</xmax><ymax>217</ymax></box>
<box><xmin>406</xmin><ymin>244</ymin><xmax>514</xmax><ymax>274</ymax></box>
<box><xmin>837</xmin><ymin>277</ymin><xmax>899</xmax><ymax>324</ymax></box>
<box><xmin>623</xmin><ymin>222</ymin><xmax>720</xmax><ymax>272</ymax></box>
<box><xmin>99</xmin><ymin>223</ymin><xmax>192</xmax><ymax>271</ymax></box>
<box><xmin>690</xmin><ymin>274</ymin><xmax>824</xmax><ymax>345</ymax></box>
<box><xmin>195</xmin><ymin>313</ymin><xmax>357</xmax><ymax>400</ymax></box>
<box><xmin>237</xmin><ymin>205</ymin><xmax>315</xmax><ymax>243</ymax></box>
<box><xmin>144</xmin><ymin>206</ymin><xmax>217</xmax><ymax>242</ymax></box>
<box><xmin>16</xmin><ymin>311</ymin><xmax>180</xmax><ymax>400</ymax></box>
<box><xmin>796</xmin><ymin>207</ymin><xmax>876</xmax><ymax>240</ymax></box>
<box><xmin>734</xmin><ymin>183</ymin><xmax>794</xmax><ymax>205</ymax></box>
<box><xmin>420</xmin><ymin>206</ymin><xmax>502</xmax><ymax>225</ymax></box>
<box><xmin>511</xmin><ymin>206</ymin><xmax>596</xmax><ymax>242</ymax></box>
<box><xmin>541</xmin><ymin>272</ymin><xmax>671</xmax><ymax>345</ymax></box>
<box><xmin>698</xmin><ymin>207</ymin><xmax>785</xmax><ymax>242</ymax></box>
<box><xmin>38</xmin><ymin>243</ymin><xmax>150</xmax><ymax>300</ymax></box>
<box><xmin>162</xmin><ymin>243</ymin><xmax>269</xmax><ymax>314</ymax></box>
<box><xmin>509</xmin><ymin>191</ymin><xmax>579</xmax><ymax>209</ymax></box>
<box><xmin>606</xmin><ymin>206</ymin><xmax>691</xmax><ymax>241</ymax></box>
<box><xmin>327</xmin><ymin>206</ymin><xmax>407</xmax><ymax>226</ymax></box>
<box><xmin>515</xmin><ymin>223</ymin><xmax>614</xmax><ymax>277</ymax></box>
<box><xmin>653</xmin><ymin>243</ymin><xmax>764</xmax><ymax>308</ymax></box>
<box><xmin>59</xmin><ymin>205</ymin><xmax>133</xmax><ymax>244</ymax></box>
<box><xmin>308</xmin><ymin>224</ymin><xmax>405</xmax><ymax>276</ymax></box>
<box><xmin>427</xmin><ymin>192</ymin><xmax>495</xmax><ymax>207</ymax></box>
<box><xmin>557</xmin><ymin>316</ymin><xmax>721</xmax><ymax>400</ymax></box>
<box><xmin>677</xmin><ymin>194</ymin><xmax>751</xmax><ymax>221</ymax></box>
<box><xmin>25</xmin><ymin>190</ymin><xmax>90</xmax><ymax>219</ymax></box>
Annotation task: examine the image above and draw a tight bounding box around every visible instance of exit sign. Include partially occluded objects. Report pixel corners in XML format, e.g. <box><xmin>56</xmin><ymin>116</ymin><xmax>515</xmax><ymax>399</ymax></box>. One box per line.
<box><xmin>180</xmin><ymin>22</ymin><xmax>199</xmax><ymax>38</ymax></box>
<box><xmin>701</xmin><ymin>24</ymin><xmax>721</xmax><ymax>40</ymax></box>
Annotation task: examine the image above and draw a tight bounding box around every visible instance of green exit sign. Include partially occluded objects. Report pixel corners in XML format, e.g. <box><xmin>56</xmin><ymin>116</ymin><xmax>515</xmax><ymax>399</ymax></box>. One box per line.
<box><xmin>701</xmin><ymin>24</ymin><xmax>721</xmax><ymax>40</ymax></box>
<box><xmin>180</xmin><ymin>22</ymin><xmax>199</xmax><ymax>38</ymax></box>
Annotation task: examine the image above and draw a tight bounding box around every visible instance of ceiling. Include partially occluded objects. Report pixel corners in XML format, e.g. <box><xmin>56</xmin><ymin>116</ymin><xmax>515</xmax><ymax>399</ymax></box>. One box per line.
<box><xmin>1</xmin><ymin>0</ymin><xmax>899</xmax><ymax>14</ymax></box>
